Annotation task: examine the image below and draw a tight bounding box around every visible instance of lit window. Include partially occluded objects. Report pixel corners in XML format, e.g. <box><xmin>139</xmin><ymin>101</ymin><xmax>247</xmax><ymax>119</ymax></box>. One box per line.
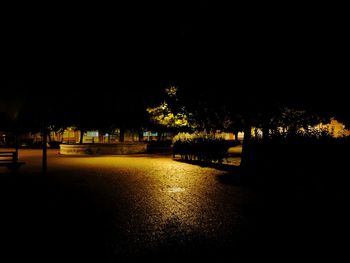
<box><xmin>87</xmin><ymin>131</ymin><xmax>99</xmax><ymax>137</ymax></box>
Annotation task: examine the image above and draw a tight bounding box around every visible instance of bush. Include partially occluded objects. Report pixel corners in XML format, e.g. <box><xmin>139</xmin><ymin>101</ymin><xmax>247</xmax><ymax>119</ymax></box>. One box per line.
<box><xmin>172</xmin><ymin>132</ymin><xmax>231</xmax><ymax>163</ymax></box>
<box><xmin>48</xmin><ymin>141</ymin><xmax>61</xmax><ymax>149</ymax></box>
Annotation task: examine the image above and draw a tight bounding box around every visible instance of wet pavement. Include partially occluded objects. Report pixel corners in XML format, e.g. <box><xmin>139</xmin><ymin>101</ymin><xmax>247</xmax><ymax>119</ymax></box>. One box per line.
<box><xmin>0</xmin><ymin>149</ymin><xmax>347</xmax><ymax>262</ymax></box>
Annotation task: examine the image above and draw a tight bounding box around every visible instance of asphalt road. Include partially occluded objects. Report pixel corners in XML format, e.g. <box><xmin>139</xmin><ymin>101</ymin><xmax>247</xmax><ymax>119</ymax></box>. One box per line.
<box><xmin>0</xmin><ymin>149</ymin><xmax>347</xmax><ymax>262</ymax></box>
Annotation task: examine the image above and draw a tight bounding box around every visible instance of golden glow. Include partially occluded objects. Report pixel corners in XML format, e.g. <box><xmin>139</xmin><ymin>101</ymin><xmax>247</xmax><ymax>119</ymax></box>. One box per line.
<box><xmin>247</xmin><ymin>118</ymin><xmax>349</xmax><ymax>139</ymax></box>
<box><xmin>166</xmin><ymin>187</ymin><xmax>185</xmax><ymax>193</ymax></box>
<box><xmin>318</xmin><ymin>118</ymin><xmax>350</xmax><ymax>138</ymax></box>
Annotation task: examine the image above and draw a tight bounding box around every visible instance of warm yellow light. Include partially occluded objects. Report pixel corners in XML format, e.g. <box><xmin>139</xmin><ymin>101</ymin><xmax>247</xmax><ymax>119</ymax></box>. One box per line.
<box><xmin>166</xmin><ymin>187</ymin><xmax>185</xmax><ymax>193</ymax></box>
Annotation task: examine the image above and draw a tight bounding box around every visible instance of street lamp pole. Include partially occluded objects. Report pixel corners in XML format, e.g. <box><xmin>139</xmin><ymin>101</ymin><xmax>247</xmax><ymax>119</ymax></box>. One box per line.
<box><xmin>42</xmin><ymin>120</ymin><xmax>47</xmax><ymax>175</ymax></box>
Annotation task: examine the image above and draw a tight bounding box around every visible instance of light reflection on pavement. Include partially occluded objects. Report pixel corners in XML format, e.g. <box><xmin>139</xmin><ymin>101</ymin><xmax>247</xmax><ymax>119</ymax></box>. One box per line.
<box><xmin>3</xmin><ymin>149</ymin><xmax>253</xmax><ymax>260</ymax></box>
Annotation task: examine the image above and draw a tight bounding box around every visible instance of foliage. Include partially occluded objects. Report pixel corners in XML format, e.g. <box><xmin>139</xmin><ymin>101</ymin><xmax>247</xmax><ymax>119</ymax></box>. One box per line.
<box><xmin>172</xmin><ymin>132</ymin><xmax>231</xmax><ymax>163</ymax></box>
<box><xmin>251</xmin><ymin>106</ymin><xmax>335</xmax><ymax>139</ymax></box>
<box><xmin>241</xmin><ymin>135</ymin><xmax>350</xmax><ymax>179</ymax></box>
<box><xmin>147</xmin><ymin>102</ymin><xmax>193</xmax><ymax>128</ymax></box>
<box><xmin>47</xmin><ymin>124</ymin><xmax>64</xmax><ymax>139</ymax></box>
<box><xmin>146</xmin><ymin>86</ymin><xmax>197</xmax><ymax>131</ymax></box>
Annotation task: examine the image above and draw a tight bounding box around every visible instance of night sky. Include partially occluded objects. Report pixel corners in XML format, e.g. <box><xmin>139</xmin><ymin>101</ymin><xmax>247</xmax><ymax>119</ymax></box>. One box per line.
<box><xmin>3</xmin><ymin>2</ymin><xmax>348</xmax><ymax>117</ymax></box>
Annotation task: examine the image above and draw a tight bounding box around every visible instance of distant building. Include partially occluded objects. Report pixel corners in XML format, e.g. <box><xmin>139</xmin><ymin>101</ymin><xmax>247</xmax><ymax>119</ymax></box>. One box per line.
<box><xmin>62</xmin><ymin>128</ymin><xmax>141</xmax><ymax>144</ymax></box>
<box><xmin>214</xmin><ymin>131</ymin><xmax>244</xmax><ymax>141</ymax></box>
<box><xmin>141</xmin><ymin>131</ymin><xmax>173</xmax><ymax>142</ymax></box>
<box><xmin>9</xmin><ymin>127</ymin><xmax>143</xmax><ymax>147</ymax></box>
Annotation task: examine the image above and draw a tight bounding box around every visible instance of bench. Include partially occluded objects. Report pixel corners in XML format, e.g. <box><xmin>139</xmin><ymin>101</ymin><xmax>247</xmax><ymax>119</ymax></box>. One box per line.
<box><xmin>0</xmin><ymin>151</ymin><xmax>26</xmax><ymax>173</ymax></box>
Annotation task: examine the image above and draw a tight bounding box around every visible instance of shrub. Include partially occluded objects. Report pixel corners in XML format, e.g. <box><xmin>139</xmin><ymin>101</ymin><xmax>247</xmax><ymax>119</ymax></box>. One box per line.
<box><xmin>172</xmin><ymin>132</ymin><xmax>231</xmax><ymax>163</ymax></box>
<box><xmin>48</xmin><ymin>141</ymin><xmax>61</xmax><ymax>149</ymax></box>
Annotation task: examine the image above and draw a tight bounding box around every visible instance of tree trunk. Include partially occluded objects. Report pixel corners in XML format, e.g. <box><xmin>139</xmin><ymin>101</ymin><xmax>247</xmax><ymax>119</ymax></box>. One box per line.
<box><xmin>253</xmin><ymin>128</ymin><xmax>258</xmax><ymax>139</ymax></box>
<box><xmin>262</xmin><ymin>124</ymin><xmax>269</xmax><ymax>141</ymax></box>
<box><xmin>119</xmin><ymin>128</ymin><xmax>125</xmax><ymax>142</ymax></box>
<box><xmin>138</xmin><ymin>131</ymin><xmax>143</xmax><ymax>142</ymax></box>
<box><xmin>240</xmin><ymin>119</ymin><xmax>252</xmax><ymax>169</ymax></box>
<box><xmin>42</xmin><ymin>126</ymin><xmax>47</xmax><ymax>175</ymax></box>
<box><xmin>234</xmin><ymin>130</ymin><xmax>239</xmax><ymax>142</ymax></box>
<box><xmin>79</xmin><ymin>130</ymin><xmax>84</xmax><ymax>144</ymax></box>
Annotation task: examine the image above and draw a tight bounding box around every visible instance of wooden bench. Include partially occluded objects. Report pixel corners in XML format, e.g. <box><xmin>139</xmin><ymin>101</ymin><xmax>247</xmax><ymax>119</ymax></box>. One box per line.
<box><xmin>0</xmin><ymin>151</ymin><xmax>26</xmax><ymax>173</ymax></box>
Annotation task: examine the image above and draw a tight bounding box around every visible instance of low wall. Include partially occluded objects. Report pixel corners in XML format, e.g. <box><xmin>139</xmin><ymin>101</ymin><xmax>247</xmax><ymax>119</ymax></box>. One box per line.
<box><xmin>60</xmin><ymin>143</ymin><xmax>148</xmax><ymax>155</ymax></box>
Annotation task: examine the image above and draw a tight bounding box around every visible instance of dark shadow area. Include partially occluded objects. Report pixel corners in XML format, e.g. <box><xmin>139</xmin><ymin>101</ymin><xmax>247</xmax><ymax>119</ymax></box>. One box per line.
<box><xmin>227</xmin><ymin>152</ymin><xmax>242</xmax><ymax>158</ymax></box>
<box><xmin>0</xmin><ymin>170</ymin><xmax>250</xmax><ymax>262</ymax></box>
<box><xmin>235</xmin><ymin>138</ymin><xmax>350</xmax><ymax>261</ymax></box>
<box><xmin>0</xmin><ymin>172</ymin><xmax>110</xmax><ymax>262</ymax></box>
<box><xmin>174</xmin><ymin>158</ymin><xmax>240</xmax><ymax>173</ymax></box>
<box><xmin>146</xmin><ymin>141</ymin><xmax>172</xmax><ymax>154</ymax></box>
<box><xmin>181</xmin><ymin>137</ymin><xmax>350</xmax><ymax>261</ymax></box>
<box><xmin>215</xmin><ymin>169</ymin><xmax>257</xmax><ymax>187</ymax></box>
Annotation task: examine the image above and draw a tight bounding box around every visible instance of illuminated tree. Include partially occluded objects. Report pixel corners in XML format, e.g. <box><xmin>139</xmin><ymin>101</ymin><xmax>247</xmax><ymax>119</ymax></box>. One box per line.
<box><xmin>146</xmin><ymin>87</ymin><xmax>197</xmax><ymax>135</ymax></box>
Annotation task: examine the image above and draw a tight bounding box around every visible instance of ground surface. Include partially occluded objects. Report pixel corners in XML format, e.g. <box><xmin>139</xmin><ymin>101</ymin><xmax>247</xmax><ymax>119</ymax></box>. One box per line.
<box><xmin>0</xmin><ymin>149</ymin><xmax>347</xmax><ymax>262</ymax></box>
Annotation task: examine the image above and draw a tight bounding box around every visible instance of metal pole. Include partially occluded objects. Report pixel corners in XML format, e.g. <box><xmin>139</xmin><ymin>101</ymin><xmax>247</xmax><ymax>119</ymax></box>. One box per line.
<box><xmin>15</xmin><ymin>133</ymin><xmax>19</xmax><ymax>162</ymax></box>
<box><xmin>42</xmin><ymin>122</ymin><xmax>47</xmax><ymax>175</ymax></box>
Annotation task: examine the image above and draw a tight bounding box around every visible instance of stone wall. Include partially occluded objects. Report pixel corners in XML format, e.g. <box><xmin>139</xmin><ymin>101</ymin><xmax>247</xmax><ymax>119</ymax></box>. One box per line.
<box><xmin>60</xmin><ymin>143</ymin><xmax>148</xmax><ymax>155</ymax></box>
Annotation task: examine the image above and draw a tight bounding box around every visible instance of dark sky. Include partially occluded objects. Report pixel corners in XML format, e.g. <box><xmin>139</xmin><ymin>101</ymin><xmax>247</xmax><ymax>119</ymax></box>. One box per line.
<box><xmin>3</xmin><ymin>2</ymin><xmax>349</xmax><ymax>115</ymax></box>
